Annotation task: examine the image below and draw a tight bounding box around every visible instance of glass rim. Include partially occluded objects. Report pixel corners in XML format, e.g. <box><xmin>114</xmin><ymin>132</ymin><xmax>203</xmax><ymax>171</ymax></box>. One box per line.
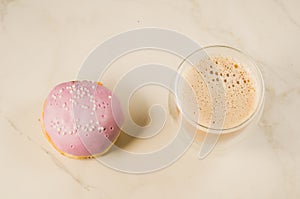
<box><xmin>174</xmin><ymin>45</ymin><xmax>265</xmax><ymax>133</ymax></box>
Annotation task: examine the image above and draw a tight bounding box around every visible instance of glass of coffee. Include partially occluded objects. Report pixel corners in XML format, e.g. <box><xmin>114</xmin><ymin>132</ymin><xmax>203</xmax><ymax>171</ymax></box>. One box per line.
<box><xmin>171</xmin><ymin>45</ymin><xmax>264</xmax><ymax>136</ymax></box>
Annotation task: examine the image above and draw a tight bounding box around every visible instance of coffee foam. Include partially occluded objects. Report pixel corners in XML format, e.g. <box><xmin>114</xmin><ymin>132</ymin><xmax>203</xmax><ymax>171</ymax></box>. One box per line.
<box><xmin>182</xmin><ymin>56</ymin><xmax>257</xmax><ymax>130</ymax></box>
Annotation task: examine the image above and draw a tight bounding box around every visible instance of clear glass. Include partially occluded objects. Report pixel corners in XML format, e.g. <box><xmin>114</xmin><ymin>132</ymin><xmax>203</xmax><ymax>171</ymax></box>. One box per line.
<box><xmin>171</xmin><ymin>45</ymin><xmax>265</xmax><ymax>135</ymax></box>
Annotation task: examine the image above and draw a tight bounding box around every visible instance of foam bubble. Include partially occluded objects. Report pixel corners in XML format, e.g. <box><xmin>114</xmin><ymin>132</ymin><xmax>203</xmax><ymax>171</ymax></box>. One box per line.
<box><xmin>182</xmin><ymin>56</ymin><xmax>257</xmax><ymax>129</ymax></box>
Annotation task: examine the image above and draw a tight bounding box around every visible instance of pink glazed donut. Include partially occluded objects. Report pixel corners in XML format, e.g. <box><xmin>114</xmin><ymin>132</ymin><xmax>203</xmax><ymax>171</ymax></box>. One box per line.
<box><xmin>42</xmin><ymin>81</ymin><xmax>123</xmax><ymax>159</ymax></box>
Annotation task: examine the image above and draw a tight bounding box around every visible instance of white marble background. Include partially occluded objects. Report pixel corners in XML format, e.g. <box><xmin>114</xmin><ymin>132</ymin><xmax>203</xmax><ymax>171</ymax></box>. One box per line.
<box><xmin>0</xmin><ymin>0</ymin><xmax>300</xmax><ymax>198</ymax></box>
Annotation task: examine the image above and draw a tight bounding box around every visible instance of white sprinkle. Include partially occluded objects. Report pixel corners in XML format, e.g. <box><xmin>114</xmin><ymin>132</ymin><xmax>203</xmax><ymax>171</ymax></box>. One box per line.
<box><xmin>59</xmin><ymin>89</ymin><xmax>63</xmax><ymax>93</ymax></box>
<box><xmin>108</xmin><ymin>95</ymin><xmax>112</xmax><ymax>99</ymax></box>
<box><xmin>52</xmin><ymin>95</ymin><xmax>56</xmax><ymax>99</ymax></box>
<box><xmin>81</xmin><ymin>105</ymin><xmax>88</xmax><ymax>109</ymax></box>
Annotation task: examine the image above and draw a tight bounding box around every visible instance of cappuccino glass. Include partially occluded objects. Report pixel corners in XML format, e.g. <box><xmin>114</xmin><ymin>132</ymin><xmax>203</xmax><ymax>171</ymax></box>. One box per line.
<box><xmin>171</xmin><ymin>46</ymin><xmax>264</xmax><ymax>135</ymax></box>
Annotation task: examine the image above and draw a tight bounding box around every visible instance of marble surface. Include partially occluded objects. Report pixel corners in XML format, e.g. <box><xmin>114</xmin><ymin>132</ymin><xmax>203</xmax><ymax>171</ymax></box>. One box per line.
<box><xmin>1</xmin><ymin>0</ymin><xmax>300</xmax><ymax>198</ymax></box>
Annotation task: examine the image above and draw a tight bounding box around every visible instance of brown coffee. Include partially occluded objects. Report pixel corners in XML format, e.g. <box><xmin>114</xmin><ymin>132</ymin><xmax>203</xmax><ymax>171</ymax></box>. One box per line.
<box><xmin>182</xmin><ymin>56</ymin><xmax>257</xmax><ymax>129</ymax></box>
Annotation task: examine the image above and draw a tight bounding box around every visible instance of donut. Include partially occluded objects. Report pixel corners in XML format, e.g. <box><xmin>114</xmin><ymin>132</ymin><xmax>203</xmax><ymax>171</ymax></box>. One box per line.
<box><xmin>41</xmin><ymin>81</ymin><xmax>123</xmax><ymax>159</ymax></box>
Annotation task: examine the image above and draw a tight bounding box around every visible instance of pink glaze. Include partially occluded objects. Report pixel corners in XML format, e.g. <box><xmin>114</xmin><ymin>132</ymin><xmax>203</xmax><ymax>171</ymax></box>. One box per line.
<box><xmin>43</xmin><ymin>81</ymin><xmax>123</xmax><ymax>157</ymax></box>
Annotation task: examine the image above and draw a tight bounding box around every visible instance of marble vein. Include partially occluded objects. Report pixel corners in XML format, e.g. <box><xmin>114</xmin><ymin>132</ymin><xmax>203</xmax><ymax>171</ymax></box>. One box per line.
<box><xmin>259</xmin><ymin>86</ymin><xmax>298</xmax><ymax>197</ymax></box>
<box><xmin>258</xmin><ymin>85</ymin><xmax>300</xmax><ymax>146</ymax></box>
<box><xmin>1</xmin><ymin>113</ymin><xmax>23</xmax><ymax>135</ymax></box>
<box><xmin>1</xmin><ymin>112</ymin><xmax>97</xmax><ymax>192</ymax></box>
<box><xmin>280</xmin><ymin>87</ymin><xmax>300</xmax><ymax>99</ymax></box>
<box><xmin>40</xmin><ymin>146</ymin><xmax>96</xmax><ymax>192</ymax></box>
<box><xmin>257</xmin><ymin>59</ymin><xmax>299</xmax><ymax>87</ymax></box>
<box><xmin>273</xmin><ymin>0</ymin><xmax>300</xmax><ymax>29</ymax></box>
<box><xmin>188</xmin><ymin>0</ymin><xmax>244</xmax><ymax>47</ymax></box>
<box><xmin>259</xmin><ymin>87</ymin><xmax>282</xmax><ymax>149</ymax></box>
